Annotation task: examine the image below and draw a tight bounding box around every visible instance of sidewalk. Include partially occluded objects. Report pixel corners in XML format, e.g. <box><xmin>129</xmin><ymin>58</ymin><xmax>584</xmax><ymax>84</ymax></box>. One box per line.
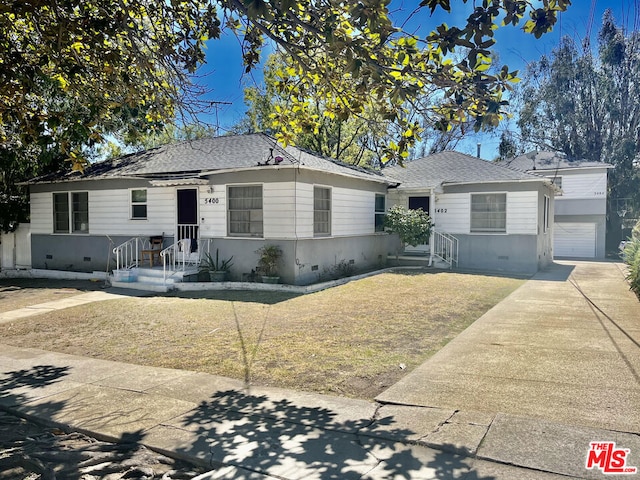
<box><xmin>1</xmin><ymin>344</ymin><xmax>571</xmax><ymax>480</ymax></box>
<box><xmin>0</xmin><ymin>260</ymin><xmax>639</xmax><ymax>479</ymax></box>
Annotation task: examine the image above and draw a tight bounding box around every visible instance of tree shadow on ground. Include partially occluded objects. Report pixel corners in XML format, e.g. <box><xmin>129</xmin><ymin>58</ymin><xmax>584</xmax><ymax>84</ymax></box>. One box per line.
<box><xmin>0</xmin><ymin>365</ymin><xmax>499</xmax><ymax>479</ymax></box>
<box><xmin>0</xmin><ymin>364</ymin><xmax>202</xmax><ymax>479</ymax></box>
<box><xmin>179</xmin><ymin>389</ymin><xmax>498</xmax><ymax>480</ymax></box>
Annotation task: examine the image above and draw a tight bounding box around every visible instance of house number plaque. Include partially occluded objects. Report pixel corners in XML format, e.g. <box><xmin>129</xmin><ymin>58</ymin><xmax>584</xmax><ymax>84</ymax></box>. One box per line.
<box><xmin>204</xmin><ymin>198</ymin><xmax>219</xmax><ymax>204</ymax></box>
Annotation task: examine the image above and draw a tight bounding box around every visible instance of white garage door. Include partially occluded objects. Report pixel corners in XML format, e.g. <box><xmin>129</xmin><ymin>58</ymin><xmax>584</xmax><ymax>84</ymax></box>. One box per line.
<box><xmin>554</xmin><ymin>222</ymin><xmax>596</xmax><ymax>258</ymax></box>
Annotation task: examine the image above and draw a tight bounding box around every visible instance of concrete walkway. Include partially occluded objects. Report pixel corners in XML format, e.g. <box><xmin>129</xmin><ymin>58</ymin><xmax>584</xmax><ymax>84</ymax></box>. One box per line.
<box><xmin>0</xmin><ymin>289</ymin><xmax>148</xmax><ymax>324</ymax></box>
<box><xmin>0</xmin><ymin>260</ymin><xmax>638</xmax><ymax>479</ymax></box>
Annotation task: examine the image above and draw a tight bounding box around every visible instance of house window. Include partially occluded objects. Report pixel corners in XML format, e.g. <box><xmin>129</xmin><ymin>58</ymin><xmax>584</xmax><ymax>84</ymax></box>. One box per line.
<box><xmin>375</xmin><ymin>194</ymin><xmax>386</xmax><ymax>232</ymax></box>
<box><xmin>470</xmin><ymin>193</ymin><xmax>506</xmax><ymax>233</ymax></box>
<box><xmin>53</xmin><ymin>193</ymin><xmax>70</xmax><ymax>233</ymax></box>
<box><xmin>53</xmin><ymin>192</ymin><xmax>89</xmax><ymax>233</ymax></box>
<box><xmin>314</xmin><ymin>186</ymin><xmax>331</xmax><ymax>236</ymax></box>
<box><xmin>228</xmin><ymin>185</ymin><xmax>263</xmax><ymax>237</ymax></box>
<box><xmin>543</xmin><ymin>195</ymin><xmax>550</xmax><ymax>233</ymax></box>
<box><xmin>131</xmin><ymin>189</ymin><xmax>147</xmax><ymax>219</ymax></box>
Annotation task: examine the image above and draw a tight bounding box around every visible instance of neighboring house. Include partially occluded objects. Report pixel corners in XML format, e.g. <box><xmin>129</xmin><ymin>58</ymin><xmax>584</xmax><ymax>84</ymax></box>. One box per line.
<box><xmin>496</xmin><ymin>151</ymin><xmax>612</xmax><ymax>259</ymax></box>
<box><xmin>383</xmin><ymin>151</ymin><xmax>555</xmax><ymax>274</ymax></box>
<box><xmin>24</xmin><ymin>133</ymin><xmax>395</xmax><ymax>285</ymax></box>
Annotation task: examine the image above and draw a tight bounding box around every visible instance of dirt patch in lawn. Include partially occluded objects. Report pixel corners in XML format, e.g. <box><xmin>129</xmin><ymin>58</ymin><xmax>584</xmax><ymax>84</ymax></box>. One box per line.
<box><xmin>0</xmin><ymin>278</ymin><xmax>105</xmax><ymax>314</ymax></box>
<box><xmin>0</xmin><ymin>270</ymin><xmax>524</xmax><ymax>400</ymax></box>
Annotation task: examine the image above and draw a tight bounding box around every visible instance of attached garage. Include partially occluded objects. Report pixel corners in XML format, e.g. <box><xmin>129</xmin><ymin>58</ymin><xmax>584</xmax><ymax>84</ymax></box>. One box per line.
<box><xmin>554</xmin><ymin>222</ymin><xmax>596</xmax><ymax>258</ymax></box>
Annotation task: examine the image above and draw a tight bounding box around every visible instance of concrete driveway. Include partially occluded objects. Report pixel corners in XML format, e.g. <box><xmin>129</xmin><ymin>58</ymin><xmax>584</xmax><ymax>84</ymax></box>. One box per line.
<box><xmin>377</xmin><ymin>260</ymin><xmax>640</xmax><ymax>435</ymax></box>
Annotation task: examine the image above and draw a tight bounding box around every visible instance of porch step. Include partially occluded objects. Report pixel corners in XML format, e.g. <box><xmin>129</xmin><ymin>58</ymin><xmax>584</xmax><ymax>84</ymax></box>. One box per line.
<box><xmin>110</xmin><ymin>280</ymin><xmax>171</xmax><ymax>293</ymax></box>
<box><xmin>136</xmin><ymin>275</ymin><xmax>176</xmax><ymax>286</ymax></box>
<box><xmin>110</xmin><ymin>266</ymin><xmax>200</xmax><ymax>293</ymax></box>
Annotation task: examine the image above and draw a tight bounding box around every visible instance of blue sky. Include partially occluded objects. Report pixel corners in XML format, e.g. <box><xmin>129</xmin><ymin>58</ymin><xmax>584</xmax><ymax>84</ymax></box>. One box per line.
<box><xmin>198</xmin><ymin>1</ymin><xmax>634</xmax><ymax>159</ymax></box>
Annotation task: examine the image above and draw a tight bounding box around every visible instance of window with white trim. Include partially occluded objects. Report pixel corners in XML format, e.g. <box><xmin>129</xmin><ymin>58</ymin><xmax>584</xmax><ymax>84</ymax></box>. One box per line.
<box><xmin>470</xmin><ymin>193</ymin><xmax>506</xmax><ymax>233</ymax></box>
<box><xmin>375</xmin><ymin>194</ymin><xmax>386</xmax><ymax>232</ymax></box>
<box><xmin>131</xmin><ymin>189</ymin><xmax>147</xmax><ymax>219</ymax></box>
<box><xmin>228</xmin><ymin>185</ymin><xmax>263</xmax><ymax>237</ymax></box>
<box><xmin>314</xmin><ymin>186</ymin><xmax>331</xmax><ymax>236</ymax></box>
<box><xmin>543</xmin><ymin>194</ymin><xmax>550</xmax><ymax>233</ymax></box>
<box><xmin>53</xmin><ymin>192</ymin><xmax>89</xmax><ymax>233</ymax></box>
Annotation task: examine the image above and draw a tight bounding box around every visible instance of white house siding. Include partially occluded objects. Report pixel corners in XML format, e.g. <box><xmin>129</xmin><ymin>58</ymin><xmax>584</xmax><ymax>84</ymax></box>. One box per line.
<box><xmin>560</xmin><ymin>171</ymin><xmax>607</xmax><ymax>199</ymax></box>
<box><xmin>294</xmin><ymin>182</ymin><xmax>314</xmax><ymax>238</ymax></box>
<box><xmin>432</xmin><ymin>193</ymin><xmax>469</xmax><ymax>233</ymax></box>
<box><xmin>199</xmin><ymin>184</ymin><xmax>226</xmax><ymax>238</ymax></box>
<box><xmin>332</xmin><ymin>187</ymin><xmax>375</xmax><ymax>236</ymax></box>
<box><xmin>89</xmin><ymin>187</ymin><xmax>175</xmax><ymax>236</ymax></box>
<box><xmin>29</xmin><ymin>192</ymin><xmax>53</xmax><ymax>234</ymax></box>
<box><xmin>30</xmin><ymin>187</ymin><xmax>176</xmax><ymax>237</ymax></box>
<box><xmin>506</xmin><ymin>191</ymin><xmax>538</xmax><ymax>235</ymax></box>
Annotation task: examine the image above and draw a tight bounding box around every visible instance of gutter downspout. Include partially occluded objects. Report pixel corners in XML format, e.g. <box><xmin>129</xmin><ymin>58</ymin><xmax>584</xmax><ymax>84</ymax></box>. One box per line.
<box><xmin>428</xmin><ymin>187</ymin><xmax>435</xmax><ymax>267</ymax></box>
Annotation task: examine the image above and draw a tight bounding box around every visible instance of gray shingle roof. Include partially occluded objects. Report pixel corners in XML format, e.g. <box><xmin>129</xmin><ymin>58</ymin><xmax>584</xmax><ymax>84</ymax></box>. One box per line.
<box><xmin>383</xmin><ymin>151</ymin><xmax>542</xmax><ymax>189</ymax></box>
<box><xmin>28</xmin><ymin>133</ymin><xmax>390</xmax><ymax>184</ymax></box>
<box><xmin>495</xmin><ymin>151</ymin><xmax>613</xmax><ymax>173</ymax></box>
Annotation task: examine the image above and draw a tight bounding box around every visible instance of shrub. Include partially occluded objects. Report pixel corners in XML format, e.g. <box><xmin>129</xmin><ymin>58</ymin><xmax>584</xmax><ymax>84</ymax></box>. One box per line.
<box><xmin>384</xmin><ymin>205</ymin><xmax>433</xmax><ymax>248</ymax></box>
<box><xmin>623</xmin><ymin>238</ymin><xmax>640</xmax><ymax>297</ymax></box>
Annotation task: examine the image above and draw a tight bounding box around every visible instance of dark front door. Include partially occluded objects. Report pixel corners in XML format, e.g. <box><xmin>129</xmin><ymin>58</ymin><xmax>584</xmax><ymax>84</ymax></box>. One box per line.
<box><xmin>407</xmin><ymin>196</ymin><xmax>431</xmax><ymax>251</ymax></box>
<box><xmin>408</xmin><ymin>196</ymin><xmax>430</xmax><ymax>213</ymax></box>
<box><xmin>177</xmin><ymin>188</ymin><xmax>199</xmax><ymax>241</ymax></box>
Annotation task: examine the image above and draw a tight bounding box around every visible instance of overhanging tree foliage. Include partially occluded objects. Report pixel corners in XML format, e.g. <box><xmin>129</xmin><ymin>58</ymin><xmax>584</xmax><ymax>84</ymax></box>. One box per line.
<box><xmin>234</xmin><ymin>51</ymin><xmax>481</xmax><ymax>167</ymax></box>
<box><xmin>516</xmin><ymin>10</ymin><xmax>640</xmax><ymax>247</ymax></box>
<box><xmin>232</xmin><ymin>53</ymin><xmax>396</xmax><ymax>167</ymax></box>
<box><xmin>1</xmin><ymin>0</ymin><xmax>569</xmax><ymax>230</ymax></box>
<box><xmin>2</xmin><ymin>0</ymin><xmax>569</xmax><ymax>168</ymax></box>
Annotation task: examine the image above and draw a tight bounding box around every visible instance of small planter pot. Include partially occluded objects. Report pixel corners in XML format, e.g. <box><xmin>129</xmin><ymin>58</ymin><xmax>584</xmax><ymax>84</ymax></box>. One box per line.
<box><xmin>209</xmin><ymin>271</ymin><xmax>228</xmax><ymax>282</ymax></box>
<box><xmin>261</xmin><ymin>276</ymin><xmax>280</xmax><ymax>284</ymax></box>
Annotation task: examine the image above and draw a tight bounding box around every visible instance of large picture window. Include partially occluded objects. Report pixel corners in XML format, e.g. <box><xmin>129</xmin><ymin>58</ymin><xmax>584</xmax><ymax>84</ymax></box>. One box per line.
<box><xmin>470</xmin><ymin>193</ymin><xmax>506</xmax><ymax>233</ymax></box>
<box><xmin>53</xmin><ymin>192</ymin><xmax>89</xmax><ymax>233</ymax></box>
<box><xmin>131</xmin><ymin>189</ymin><xmax>147</xmax><ymax>219</ymax></box>
<box><xmin>314</xmin><ymin>186</ymin><xmax>331</xmax><ymax>236</ymax></box>
<box><xmin>228</xmin><ymin>185</ymin><xmax>263</xmax><ymax>237</ymax></box>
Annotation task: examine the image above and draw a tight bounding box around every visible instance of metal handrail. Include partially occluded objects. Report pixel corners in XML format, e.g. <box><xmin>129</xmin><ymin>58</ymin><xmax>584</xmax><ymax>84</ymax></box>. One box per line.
<box><xmin>432</xmin><ymin>230</ymin><xmax>458</xmax><ymax>269</ymax></box>
<box><xmin>160</xmin><ymin>237</ymin><xmax>211</xmax><ymax>281</ymax></box>
<box><xmin>113</xmin><ymin>237</ymin><xmax>150</xmax><ymax>271</ymax></box>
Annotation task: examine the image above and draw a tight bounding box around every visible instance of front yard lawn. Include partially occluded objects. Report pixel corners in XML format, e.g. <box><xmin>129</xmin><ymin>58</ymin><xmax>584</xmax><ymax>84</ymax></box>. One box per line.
<box><xmin>0</xmin><ymin>278</ymin><xmax>104</xmax><ymax>314</ymax></box>
<box><xmin>0</xmin><ymin>270</ymin><xmax>524</xmax><ymax>400</ymax></box>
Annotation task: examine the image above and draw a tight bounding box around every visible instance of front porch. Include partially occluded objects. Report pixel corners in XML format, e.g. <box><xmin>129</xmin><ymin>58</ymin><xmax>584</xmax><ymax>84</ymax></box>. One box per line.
<box><xmin>387</xmin><ymin>230</ymin><xmax>459</xmax><ymax>270</ymax></box>
<box><xmin>110</xmin><ymin>265</ymin><xmax>200</xmax><ymax>292</ymax></box>
<box><xmin>111</xmin><ymin>236</ymin><xmax>209</xmax><ymax>292</ymax></box>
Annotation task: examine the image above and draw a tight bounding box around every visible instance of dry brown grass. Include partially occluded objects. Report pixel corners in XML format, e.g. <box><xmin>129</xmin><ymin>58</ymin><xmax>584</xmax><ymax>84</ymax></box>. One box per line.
<box><xmin>0</xmin><ymin>279</ymin><xmax>104</xmax><ymax>313</ymax></box>
<box><xmin>0</xmin><ymin>270</ymin><xmax>524</xmax><ymax>400</ymax></box>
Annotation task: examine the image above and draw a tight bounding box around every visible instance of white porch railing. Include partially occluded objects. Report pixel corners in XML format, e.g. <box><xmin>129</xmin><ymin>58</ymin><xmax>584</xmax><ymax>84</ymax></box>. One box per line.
<box><xmin>161</xmin><ymin>237</ymin><xmax>211</xmax><ymax>281</ymax></box>
<box><xmin>432</xmin><ymin>230</ymin><xmax>458</xmax><ymax>269</ymax></box>
<box><xmin>113</xmin><ymin>236</ymin><xmax>152</xmax><ymax>271</ymax></box>
<box><xmin>177</xmin><ymin>224</ymin><xmax>199</xmax><ymax>241</ymax></box>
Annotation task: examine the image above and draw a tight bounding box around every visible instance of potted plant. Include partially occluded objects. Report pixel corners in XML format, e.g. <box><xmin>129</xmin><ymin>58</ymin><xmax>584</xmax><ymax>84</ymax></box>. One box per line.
<box><xmin>199</xmin><ymin>249</ymin><xmax>233</xmax><ymax>281</ymax></box>
<box><xmin>256</xmin><ymin>244</ymin><xmax>282</xmax><ymax>283</ymax></box>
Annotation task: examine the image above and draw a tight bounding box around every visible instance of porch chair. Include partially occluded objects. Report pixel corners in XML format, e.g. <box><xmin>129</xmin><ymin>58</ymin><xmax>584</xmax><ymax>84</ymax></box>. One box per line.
<box><xmin>141</xmin><ymin>235</ymin><xmax>163</xmax><ymax>267</ymax></box>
